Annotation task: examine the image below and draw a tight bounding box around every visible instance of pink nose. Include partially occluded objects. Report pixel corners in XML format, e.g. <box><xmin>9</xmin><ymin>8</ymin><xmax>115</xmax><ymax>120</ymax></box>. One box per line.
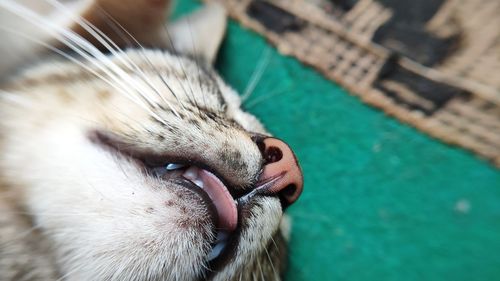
<box><xmin>256</xmin><ymin>137</ymin><xmax>303</xmax><ymax>207</ymax></box>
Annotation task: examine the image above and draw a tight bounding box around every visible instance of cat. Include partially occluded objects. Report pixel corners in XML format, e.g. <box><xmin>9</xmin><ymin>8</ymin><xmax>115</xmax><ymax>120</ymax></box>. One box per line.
<box><xmin>0</xmin><ymin>0</ymin><xmax>304</xmax><ymax>280</ymax></box>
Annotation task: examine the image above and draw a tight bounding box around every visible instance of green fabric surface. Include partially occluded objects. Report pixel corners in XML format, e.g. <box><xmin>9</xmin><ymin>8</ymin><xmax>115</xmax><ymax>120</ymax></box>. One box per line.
<box><xmin>175</xmin><ymin>2</ymin><xmax>500</xmax><ymax>280</ymax></box>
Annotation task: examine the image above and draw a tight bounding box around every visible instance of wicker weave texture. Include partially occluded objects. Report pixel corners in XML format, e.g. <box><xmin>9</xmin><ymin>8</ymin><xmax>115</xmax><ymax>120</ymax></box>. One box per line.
<box><xmin>207</xmin><ymin>0</ymin><xmax>500</xmax><ymax>167</ymax></box>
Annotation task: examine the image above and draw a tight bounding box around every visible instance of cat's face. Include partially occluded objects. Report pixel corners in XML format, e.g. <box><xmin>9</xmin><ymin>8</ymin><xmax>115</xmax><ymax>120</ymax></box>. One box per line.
<box><xmin>0</xmin><ymin>4</ymin><xmax>303</xmax><ymax>279</ymax></box>
<box><xmin>0</xmin><ymin>1</ymin><xmax>304</xmax><ymax>280</ymax></box>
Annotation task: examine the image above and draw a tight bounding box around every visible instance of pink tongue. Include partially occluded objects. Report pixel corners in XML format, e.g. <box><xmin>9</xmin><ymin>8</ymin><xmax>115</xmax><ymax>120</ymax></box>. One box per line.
<box><xmin>189</xmin><ymin>169</ymin><xmax>238</xmax><ymax>231</ymax></box>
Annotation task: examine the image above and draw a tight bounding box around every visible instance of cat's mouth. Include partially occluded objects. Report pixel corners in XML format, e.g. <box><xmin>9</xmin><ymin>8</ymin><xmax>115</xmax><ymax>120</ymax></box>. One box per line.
<box><xmin>182</xmin><ymin>166</ymin><xmax>238</xmax><ymax>232</ymax></box>
<box><xmin>89</xmin><ymin>130</ymin><xmax>254</xmax><ymax>267</ymax></box>
<box><xmin>157</xmin><ymin>163</ymin><xmax>240</xmax><ymax>262</ymax></box>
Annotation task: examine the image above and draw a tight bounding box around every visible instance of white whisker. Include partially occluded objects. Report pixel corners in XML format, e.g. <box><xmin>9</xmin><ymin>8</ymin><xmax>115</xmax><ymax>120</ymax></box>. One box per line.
<box><xmin>186</xmin><ymin>17</ymin><xmax>209</xmax><ymax>110</ymax></box>
<box><xmin>0</xmin><ymin>90</ymin><xmax>33</xmax><ymax>108</ymax></box>
<box><xmin>0</xmin><ymin>225</ymin><xmax>42</xmax><ymax>248</ymax></box>
<box><xmin>0</xmin><ymin>0</ymin><xmax>169</xmax><ymax>125</ymax></box>
<box><xmin>242</xmin><ymin>47</ymin><xmax>272</xmax><ymax>102</ymax></box>
<box><xmin>245</xmin><ymin>89</ymin><xmax>288</xmax><ymax>109</ymax></box>
<box><xmin>264</xmin><ymin>247</ymin><xmax>279</xmax><ymax>279</ymax></box>
<box><xmin>94</xmin><ymin>8</ymin><xmax>187</xmax><ymax>117</ymax></box>
<box><xmin>42</xmin><ymin>0</ymin><xmax>166</xmax><ymax>110</ymax></box>
<box><xmin>161</xmin><ymin>24</ymin><xmax>202</xmax><ymax>111</ymax></box>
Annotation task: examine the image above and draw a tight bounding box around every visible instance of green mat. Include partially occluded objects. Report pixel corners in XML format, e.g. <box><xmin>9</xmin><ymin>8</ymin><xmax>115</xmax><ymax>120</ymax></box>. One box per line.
<box><xmin>175</xmin><ymin>2</ymin><xmax>500</xmax><ymax>280</ymax></box>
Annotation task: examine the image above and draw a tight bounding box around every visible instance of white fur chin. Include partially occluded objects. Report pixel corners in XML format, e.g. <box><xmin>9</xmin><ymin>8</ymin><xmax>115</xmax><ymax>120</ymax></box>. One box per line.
<box><xmin>1</xmin><ymin>122</ymin><xmax>206</xmax><ymax>280</ymax></box>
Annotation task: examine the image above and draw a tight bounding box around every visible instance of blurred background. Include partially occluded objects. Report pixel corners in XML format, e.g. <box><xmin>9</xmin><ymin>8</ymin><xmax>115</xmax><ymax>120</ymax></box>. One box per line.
<box><xmin>176</xmin><ymin>1</ymin><xmax>500</xmax><ymax>280</ymax></box>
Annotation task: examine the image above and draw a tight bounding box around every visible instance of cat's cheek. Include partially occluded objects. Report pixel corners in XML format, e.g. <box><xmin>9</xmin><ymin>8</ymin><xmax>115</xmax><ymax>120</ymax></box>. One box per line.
<box><xmin>0</xmin><ymin>121</ymin><xmax>215</xmax><ymax>279</ymax></box>
<box><xmin>38</xmin><ymin>184</ymin><xmax>215</xmax><ymax>280</ymax></box>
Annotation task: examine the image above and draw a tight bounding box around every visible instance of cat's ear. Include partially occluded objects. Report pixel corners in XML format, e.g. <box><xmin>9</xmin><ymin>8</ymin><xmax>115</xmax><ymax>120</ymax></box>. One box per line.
<box><xmin>167</xmin><ymin>3</ymin><xmax>227</xmax><ymax>64</ymax></box>
<box><xmin>73</xmin><ymin>0</ymin><xmax>172</xmax><ymax>48</ymax></box>
<box><xmin>75</xmin><ymin>1</ymin><xmax>227</xmax><ymax>64</ymax></box>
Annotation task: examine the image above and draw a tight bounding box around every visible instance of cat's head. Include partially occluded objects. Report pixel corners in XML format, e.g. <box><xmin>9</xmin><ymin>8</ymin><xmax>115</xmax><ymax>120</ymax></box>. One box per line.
<box><xmin>0</xmin><ymin>1</ymin><xmax>303</xmax><ymax>280</ymax></box>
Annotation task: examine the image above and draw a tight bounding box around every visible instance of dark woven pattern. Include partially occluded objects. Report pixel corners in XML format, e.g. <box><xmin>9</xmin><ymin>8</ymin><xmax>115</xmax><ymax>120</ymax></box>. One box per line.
<box><xmin>206</xmin><ymin>0</ymin><xmax>500</xmax><ymax>166</ymax></box>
